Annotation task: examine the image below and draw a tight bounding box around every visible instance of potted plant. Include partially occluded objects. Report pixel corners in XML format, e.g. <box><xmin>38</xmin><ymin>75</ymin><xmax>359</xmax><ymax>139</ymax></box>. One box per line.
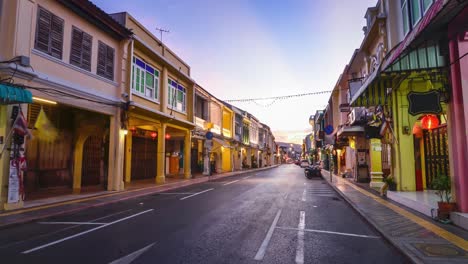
<box><xmin>385</xmin><ymin>175</ymin><xmax>397</xmax><ymax>191</ymax></box>
<box><xmin>432</xmin><ymin>174</ymin><xmax>456</xmax><ymax>220</ymax></box>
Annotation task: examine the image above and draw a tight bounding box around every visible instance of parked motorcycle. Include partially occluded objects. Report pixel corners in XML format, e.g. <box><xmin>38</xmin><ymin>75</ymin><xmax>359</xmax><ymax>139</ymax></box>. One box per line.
<box><xmin>304</xmin><ymin>162</ymin><xmax>322</xmax><ymax>179</ymax></box>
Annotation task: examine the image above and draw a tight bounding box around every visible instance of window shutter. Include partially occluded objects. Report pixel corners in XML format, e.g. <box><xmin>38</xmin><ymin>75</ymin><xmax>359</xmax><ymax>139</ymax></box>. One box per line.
<box><xmin>70</xmin><ymin>28</ymin><xmax>83</xmax><ymax>67</ymax></box>
<box><xmin>50</xmin><ymin>14</ymin><xmax>64</xmax><ymax>59</ymax></box>
<box><xmin>35</xmin><ymin>8</ymin><xmax>51</xmax><ymax>53</ymax></box>
<box><xmin>35</xmin><ymin>7</ymin><xmax>63</xmax><ymax>59</ymax></box>
<box><xmin>82</xmin><ymin>33</ymin><xmax>92</xmax><ymax>71</ymax></box>
<box><xmin>97</xmin><ymin>42</ymin><xmax>114</xmax><ymax>80</ymax></box>
<box><xmin>70</xmin><ymin>27</ymin><xmax>92</xmax><ymax>71</ymax></box>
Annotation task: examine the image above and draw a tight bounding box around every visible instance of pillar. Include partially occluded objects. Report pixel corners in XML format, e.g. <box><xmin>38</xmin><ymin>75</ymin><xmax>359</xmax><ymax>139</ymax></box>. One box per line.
<box><xmin>107</xmin><ymin>112</ymin><xmax>125</xmax><ymax>191</ymax></box>
<box><xmin>448</xmin><ymin>33</ymin><xmax>468</xmax><ymax>212</ymax></box>
<box><xmin>72</xmin><ymin>135</ymin><xmax>85</xmax><ymax>194</ymax></box>
<box><xmin>124</xmin><ymin>131</ymin><xmax>132</xmax><ymax>183</ymax></box>
<box><xmin>369</xmin><ymin>139</ymin><xmax>384</xmax><ymax>188</ymax></box>
<box><xmin>161</xmin><ymin>67</ymin><xmax>168</xmax><ymax>114</ymax></box>
<box><xmin>156</xmin><ymin>123</ymin><xmax>166</xmax><ymax>184</ymax></box>
<box><xmin>184</xmin><ymin>130</ymin><xmax>191</xmax><ymax>179</ymax></box>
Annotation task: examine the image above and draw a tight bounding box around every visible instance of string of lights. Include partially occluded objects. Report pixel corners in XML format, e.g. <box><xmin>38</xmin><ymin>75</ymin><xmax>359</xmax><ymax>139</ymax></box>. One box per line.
<box><xmin>224</xmin><ymin>90</ymin><xmax>332</xmax><ymax>103</ymax></box>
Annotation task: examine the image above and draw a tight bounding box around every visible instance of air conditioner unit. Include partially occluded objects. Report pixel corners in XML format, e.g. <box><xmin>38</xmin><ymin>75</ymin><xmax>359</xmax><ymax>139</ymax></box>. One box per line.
<box><xmin>349</xmin><ymin>108</ymin><xmax>366</xmax><ymax>125</ymax></box>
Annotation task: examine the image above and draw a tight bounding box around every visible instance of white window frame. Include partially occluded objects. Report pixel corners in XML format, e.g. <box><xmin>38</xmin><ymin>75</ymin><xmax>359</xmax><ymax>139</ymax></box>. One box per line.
<box><xmin>131</xmin><ymin>57</ymin><xmax>160</xmax><ymax>102</ymax></box>
<box><xmin>168</xmin><ymin>78</ymin><xmax>186</xmax><ymax>113</ymax></box>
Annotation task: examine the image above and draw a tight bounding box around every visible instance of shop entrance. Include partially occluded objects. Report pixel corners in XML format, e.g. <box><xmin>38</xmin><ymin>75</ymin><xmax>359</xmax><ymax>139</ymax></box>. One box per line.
<box><xmin>131</xmin><ymin>136</ymin><xmax>157</xmax><ymax>180</ymax></box>
<box><xmin>423</xmin><ymin>125</ymin><xmax>449</xmax><ymax>189</ymax></box>
<box><xmin>81</xmin><ymin>136</ymin><xmax>104</xmax><ymax>186</ymax></box>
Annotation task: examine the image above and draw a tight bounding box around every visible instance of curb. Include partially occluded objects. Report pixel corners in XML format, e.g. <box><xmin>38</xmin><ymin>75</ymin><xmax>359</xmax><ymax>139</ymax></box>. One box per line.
<box><xmin>322</xmin><ymin>172</ymin><xmax>419</xmax><ymax>264</ymax></box>
<box><xmin>0</xmin><ymin>165</ymin><xmax>280</xmax><ymax>230</ymax></box>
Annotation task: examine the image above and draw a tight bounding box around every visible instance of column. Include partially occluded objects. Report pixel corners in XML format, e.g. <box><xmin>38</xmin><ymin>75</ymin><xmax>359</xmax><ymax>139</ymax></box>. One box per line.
<box><xmin>184</xmin><ymin>130</ymin><xmax>191</xmax><ymax>179</ymax></box>
<box><xmin>124</xmin><ymin>131</ymin><xmax>132</xmax><ymax>183</ymax></box>
<box><xmin>107</xmin><ymin>111</ymin><xmax>125</xmax><ymax>191</ymax></box>
<box><xmin>161</xmin><ymin>67</ymin><xmax>168</xmax><ymax>114</ymax></box>
<box><xmin>369</xmin><ymin>139</ymin><xmax>384</xmax><ymax>188</ymax></box>
<box><xmin>156</xmin><ymin>123</ymin><xmax>166</xmax><ymax>184</ymax></box>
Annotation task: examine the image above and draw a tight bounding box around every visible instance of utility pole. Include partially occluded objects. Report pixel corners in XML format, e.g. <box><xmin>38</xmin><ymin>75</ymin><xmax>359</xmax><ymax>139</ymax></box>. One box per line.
<box><xmin>155</xmin><ymin>27</ymin><xmax>170</xmax><ymax>56</ymax></box>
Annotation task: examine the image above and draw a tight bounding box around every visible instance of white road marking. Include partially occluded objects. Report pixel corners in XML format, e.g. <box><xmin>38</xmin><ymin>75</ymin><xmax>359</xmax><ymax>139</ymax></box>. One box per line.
<box><xmin>223</xmin><ymin>180</ymin><xmax>240</xmax><ymax>186</ymax></box>
<box><xmin>22</xmin><ymin>209</ymin><xmax>154</xmax><ymax>254</ymax></box>
<box><xmin>276</xmin><ymin>226</ymin><xmax>380</xmax><ymax>239</ymax></box>
<box><xmin>38</xmin><ymin>222</ymin><xmax>106</xmax><ymax>225</ymax></box>
<box><xmin>302</xmin><ymin>189</ymin><xmax>307</xmax><ymax>202</ymax></box>
<box><xmin>254</xmin><ymin>209</ymin><xmax>282</xmax><ymax>260</ymax></box>
<box><xmin>296</xmin><ymin>211</ymin><xmax>305</xmax><ymax>264</ymax></box>
<box><xmin>1</xmin><ymin>209</ymin><xmax>133</xmax><ymax>250</ymax></box>
<box><xmin>157</xmin><ymin>192</ymin><xmax>195</xmax><ymax>195</ymax></box>
<box><xmin>179</xmin><ymin>188</ymin><xmax>214</xmax><ymax>200</ymax></box>
<box><xmin>283</xmin><ymin>193</ymin><xmax>289</xmax><ymax>199</ymax></box>
<box><xmin>244</xmin><ymin>176</ymin><xmax>251</xmax><ymax>179</ymax></box>
<box><xmin>108</xmin><ymin>242</ymin><xmax>155</xmax><ymax>264</ymax></box>
<box><xmin>303</xmin><ymin>183</ymin><xmax>306</xmax><ymax>186</ymax></box>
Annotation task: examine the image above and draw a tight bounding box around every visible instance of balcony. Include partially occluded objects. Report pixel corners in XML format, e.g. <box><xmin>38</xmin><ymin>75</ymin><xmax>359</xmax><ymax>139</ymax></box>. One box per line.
<box><xmin>222</xmin><ymin>128</ymin><xmax>232</xmax><ymax>138</ymax></box>
<box><xmin>195</xmin><ymin>117</ymin><xmax>206</xmax><ymax>129</ymax></box>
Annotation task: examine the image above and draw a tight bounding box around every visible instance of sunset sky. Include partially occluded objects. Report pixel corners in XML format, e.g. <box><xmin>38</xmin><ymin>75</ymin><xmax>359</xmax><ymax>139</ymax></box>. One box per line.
<box><xmin>93</xmin><ymin>0</ymin><xmax>377</xmax><ymax>142</ymax></box>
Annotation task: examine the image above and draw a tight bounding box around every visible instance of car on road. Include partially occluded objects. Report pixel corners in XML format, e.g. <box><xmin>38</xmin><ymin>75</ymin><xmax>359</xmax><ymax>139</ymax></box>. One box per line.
<box><xmin>300</xmin><ymin>159</ymin><xmax>309</xmax><ymax>168</ymax></box>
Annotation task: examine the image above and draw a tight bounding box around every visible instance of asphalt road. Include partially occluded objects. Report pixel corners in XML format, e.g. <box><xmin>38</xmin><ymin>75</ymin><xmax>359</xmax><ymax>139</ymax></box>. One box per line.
<box><xmin>0</xmin><ymin>164</ymin><xmax>407</xmax><ymax>264</ymax></box>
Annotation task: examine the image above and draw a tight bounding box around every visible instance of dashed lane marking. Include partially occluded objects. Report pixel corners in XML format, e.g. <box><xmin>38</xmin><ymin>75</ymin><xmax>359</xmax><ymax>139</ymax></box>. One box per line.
<box><xmin>179</xmin><ymin>188</ymin><xmax>214</xmax><ymax>200</ymax></box>
<box><xmin>295</xmin><ymin>211</ymin><xmax>305</xmax><ymax>264</ymax></box>
<box><xmin>254</xmin><ymin>209</ymin><xmax>282</xmax><ymax>260</ymax></box>
<box><xmin>223</xmin><ymin>180</ymin><xmax>240</xmax><ymax>186</ymax></box>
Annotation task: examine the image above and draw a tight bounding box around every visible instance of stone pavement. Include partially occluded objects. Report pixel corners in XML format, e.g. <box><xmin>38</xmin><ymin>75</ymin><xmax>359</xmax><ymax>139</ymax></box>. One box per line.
<box><xmin>322</xmin><ymin>170</ymin><xmax>468</xmax><ymax>264</ymax></box>
<box><xmin>0</xmin><ymin>165</ymin><xmax>279</xmax><ymax>229</ymax></box>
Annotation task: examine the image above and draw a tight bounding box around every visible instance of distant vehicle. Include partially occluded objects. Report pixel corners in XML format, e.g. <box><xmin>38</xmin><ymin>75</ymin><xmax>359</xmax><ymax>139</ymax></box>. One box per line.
<box><xmin>304</xmin><ymin>161</ymin><xmax>322</xmax><ymax>179</ymax></box>
<box><xmin>294</xmin><ymin>160</ymin><xmax>301</xmax><ymax>165</ymax></box>
<box><xmin>300</xmin><ymin>159</ymin><xmax>309</xmax><ymax>168</ymax></box>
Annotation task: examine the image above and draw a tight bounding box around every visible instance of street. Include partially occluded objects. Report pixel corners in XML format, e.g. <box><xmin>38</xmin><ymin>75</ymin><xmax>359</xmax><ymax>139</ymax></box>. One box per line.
<box><xmin>0</xmin><ymin>165</ymin><xmax>407</xmax><ymax>264</ymax></box>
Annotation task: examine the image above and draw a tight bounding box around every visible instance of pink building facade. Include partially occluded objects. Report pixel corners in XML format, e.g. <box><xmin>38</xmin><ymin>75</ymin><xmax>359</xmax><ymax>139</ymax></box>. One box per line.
<box><xmin>448</xmin><ymin>6</ymin><xmax>468</xmax><ymax>213</ymax></box>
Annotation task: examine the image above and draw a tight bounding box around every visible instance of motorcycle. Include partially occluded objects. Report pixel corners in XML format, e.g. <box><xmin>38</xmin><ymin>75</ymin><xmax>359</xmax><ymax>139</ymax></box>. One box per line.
<box><xmin>304</xmin><ymin>162</ymin><xmax>322</xmax><ymax>179</ymax></box>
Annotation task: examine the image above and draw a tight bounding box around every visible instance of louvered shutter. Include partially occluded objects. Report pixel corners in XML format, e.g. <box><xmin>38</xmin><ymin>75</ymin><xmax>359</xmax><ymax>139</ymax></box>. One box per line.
<box><xmin>70</xmin><ymin>28</ymin><xmax>83</xmax><ymax>67</ymax></box>
<box><xmin>97</xmin><ymin>41</ymin><xmax>114</xmax><ymax>80</ymax></box>
<box><xmin>49</xmin><ymin>14</ymin><xmax>63</xmax><ymax>59</ymax></box>
<box><xmin>34</xmin><ymin>7</ymin><xmax>63</xmax><ymax>59</ymax></box>
<box><xmin>70</xmin><ymin>27</ymin><xmax>92</xmax><ymax>71</ymax></box>
<box><xmin>35</xmin><ymin>7</ymin><xmax>52</xmax><ymax>53</ymax></box>
<box><xmin>81</xmin><ymin>33</ymin><xmax>92</xmax><ymax>71</ymax></box>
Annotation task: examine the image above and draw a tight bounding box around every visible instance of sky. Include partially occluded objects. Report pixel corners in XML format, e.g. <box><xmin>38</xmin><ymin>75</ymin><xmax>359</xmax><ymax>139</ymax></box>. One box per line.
<box><xmin>93</xmin><ymin>0</ymin><xmax>377</xmax><ymax>143</ymax></box>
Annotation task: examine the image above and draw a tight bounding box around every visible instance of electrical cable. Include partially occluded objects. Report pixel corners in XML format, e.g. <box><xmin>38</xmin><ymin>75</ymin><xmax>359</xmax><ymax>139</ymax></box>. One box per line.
<box><xmin>224</xmin><ymin>90</ymin><xmax>332</xmax><ymax>103</ymax></box>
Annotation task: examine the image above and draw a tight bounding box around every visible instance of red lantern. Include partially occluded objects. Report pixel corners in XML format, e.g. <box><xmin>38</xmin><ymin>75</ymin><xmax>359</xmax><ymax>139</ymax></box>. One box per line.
<box><xmin>421</xmin><ymin>114</ymin><xmax>439</xmax><ymax>130</ymax></box>
<box><xmin>130</xmin><ymin>126</ymin><xmax>137</xmax><ymax>135</ymax></box>
<box><xmin>150</xmin><ymin>132</ymin><xmax>157</xmax><ymax>140</ymax></box>
<box><xmin>165</xmin><ymin>133</ymin><xmax>171</xmax><ymax>139</ymax></box>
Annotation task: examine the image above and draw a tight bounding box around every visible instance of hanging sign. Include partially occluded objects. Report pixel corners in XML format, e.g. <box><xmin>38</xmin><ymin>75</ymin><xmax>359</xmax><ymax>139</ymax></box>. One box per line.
<box><xmin>407</xmin><ymin>91</ymin><xmax>442</xmax><ymax>116</ymax></box>
<box><xmin>324</xmin><ymin>125</ymin><xmax>334</xmax><ymax>135</ymax></box>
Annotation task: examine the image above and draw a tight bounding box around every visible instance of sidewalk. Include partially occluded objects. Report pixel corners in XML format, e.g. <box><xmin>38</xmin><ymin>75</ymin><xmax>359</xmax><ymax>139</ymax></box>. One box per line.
<box><xmin>0</xmin><ymin>165</ymin><xmax>279</xmax><ymax>229</ymax></box>
<box><xmin>322</xmin><ymin>170</ymin><xmax>468</xmax><ymax>264</ymax></box>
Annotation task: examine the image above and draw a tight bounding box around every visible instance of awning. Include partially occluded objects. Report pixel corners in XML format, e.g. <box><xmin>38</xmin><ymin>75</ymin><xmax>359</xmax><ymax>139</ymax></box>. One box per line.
<box><xmin>382</xmin><ymin>0</ymin><xmax>468</xmax><ymax>72</ymax></box>
<box><xmin>212</xmin><ymin>137</ymin><xmax>231</xmax><ymax>148</ymax></box>
<box><xmin>349</xmin><ymin>69</ymin><xmax>392</xmax><ymax>107</ymax></box>
<box><xmin>337</xmin><ymin>126</ymin><xmax>365</xmax><ymax>137</ymax></box>
<box><xmin>0</xmin><ymin>83</ymin><xmax>33</xmax><ymax>105</ymax></box>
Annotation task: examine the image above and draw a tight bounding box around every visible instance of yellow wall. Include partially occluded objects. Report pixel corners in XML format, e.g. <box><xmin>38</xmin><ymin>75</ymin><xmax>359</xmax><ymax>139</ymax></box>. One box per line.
<box><xmin>222</xmin><ymin>108</ymin><xmax>233</xmax><ymax>138</ymax></box>
<box><xmin>222</xmin><ymin>147</ymin><xmax>232</xmax><ymax>172</ymax></box>
<box><xmin>392</xmin><ymin>76</ymin><xmax>447</xmax><ymax>191</ymax></box>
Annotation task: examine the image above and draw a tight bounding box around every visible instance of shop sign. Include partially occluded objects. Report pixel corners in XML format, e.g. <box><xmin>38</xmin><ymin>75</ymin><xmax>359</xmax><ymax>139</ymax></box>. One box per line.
<box><xmin>407</xmin><ymin>91</ymin><xmax>442</xmax><ymax>116</ymax></box>
<box><xmin>7</xmin><ymin>161</ymin><xmax>20</xmax><ymax>203</ymax></box>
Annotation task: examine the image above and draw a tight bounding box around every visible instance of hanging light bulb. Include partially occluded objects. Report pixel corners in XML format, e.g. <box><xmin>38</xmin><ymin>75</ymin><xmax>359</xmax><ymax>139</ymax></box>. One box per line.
<box><xmin>151</xmin><ymin>132</ymin><xmax>157</xmax><ymax>140</ymax></box>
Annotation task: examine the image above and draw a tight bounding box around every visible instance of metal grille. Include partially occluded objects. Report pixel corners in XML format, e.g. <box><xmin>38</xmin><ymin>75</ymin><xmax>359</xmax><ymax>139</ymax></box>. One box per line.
<box><xmin>82</xmin><ymin>136</ymin><xmax>104</xmax><ymax>186</ymax></box>
<box><xmin>423</xmin><ymin>125</ymin><xmax>449</xmax><ymax>188</ymax></box>
<box><xmin>131</xmin><ymin>136</ymin><xmax>157</xmax><ymax>180</ymax></box>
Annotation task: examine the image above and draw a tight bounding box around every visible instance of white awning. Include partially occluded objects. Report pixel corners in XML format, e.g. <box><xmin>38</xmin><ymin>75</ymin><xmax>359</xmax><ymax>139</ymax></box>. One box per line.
<box><xmin>212</xmin><ymin>137</ymin><xmax>231</xmax><ymax>148</ymax></box>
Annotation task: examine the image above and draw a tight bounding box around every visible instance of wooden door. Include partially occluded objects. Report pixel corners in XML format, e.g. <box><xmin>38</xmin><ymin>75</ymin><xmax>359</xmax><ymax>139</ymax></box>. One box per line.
<box><xmin>82</xmin><ymin>136</ymin><xmax>103</xmax><ymax>186</ymax></box>
<box><xmin>131</xmin><ymin>136</ymin><xmax>157</xmax><ymax>180</ymax></box>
